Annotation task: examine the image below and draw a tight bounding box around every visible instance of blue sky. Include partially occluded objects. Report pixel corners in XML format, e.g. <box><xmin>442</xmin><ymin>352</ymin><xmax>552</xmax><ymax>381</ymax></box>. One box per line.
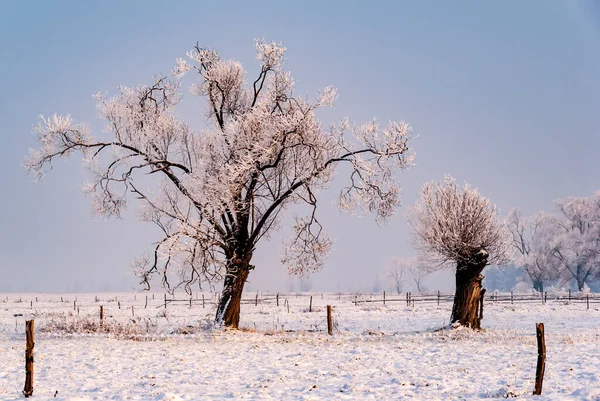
<box><xmin>1</xmin><ymin>1</ymin><xmax>599</xmax><ymax>293</ymax></box>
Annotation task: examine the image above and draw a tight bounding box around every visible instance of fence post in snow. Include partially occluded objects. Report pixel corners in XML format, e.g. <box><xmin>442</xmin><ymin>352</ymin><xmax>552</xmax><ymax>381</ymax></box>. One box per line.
<box><xmin>533</xmin><ymin>323</ymin><xmax>546</xmax><ymax>395</ymax></box>
<box><xmin>145</xmin><ymin>295</ymin><xmax>148</xmax><ymax>309</ymax></box>
<box><xmin>276</xmin><ymin>293</ymin><xmax>279</xmax><ymax>307</ymax></box>
<box><xmin>202</xmin><ymin>294</ymin><xmax>205</xmax><ymax>309</ymax></box>
<box><xmin>164</xmin><ymin>294</ymin><xmax>167</xmax><ymax>309</ymax></box>
<box><xmin>544</xmin><ymin>292</ymin><xmax>547</xmax><ymax>304</ymax></box>
<box><xmin>327</xmin><ymin>305</ymin><xmax>333</xmax><ymax>335</ymax></box>
<box><xmin>309</xmin><ymin>296</ymin><xmax>313</xmax><ymax>312</ymax></box>
<box><xmin>383</xmin><ymin>291</ymin><xmax>386</xmax><ymax>306</ymax></box>
<box><xmin>23</xmin><ymin>320</ymin><xmax>34</xmax><ymax>397</ymax></box>
<box><xmin>100</xmin><ymin>306</ymin><xmax>104</xmax><ymax>326</ymax></box>
<box><xmin>568</xmin><ymin>289</ymin><xmax>571</xmax><ymax>303</ymax></box>
<box><xmin>437</xmin><ymin>291</ymin><xmax>440</xmax><ymax>306</ymax></box>
<box><xmin>511</xmin><ymin>291</ymin><xmax>513</xmax><ymax>304</ymax></box>
<box><xmin>587</xmin><ymin>294</ymin><xmax>589</xmax><ymax>310</ymax></box>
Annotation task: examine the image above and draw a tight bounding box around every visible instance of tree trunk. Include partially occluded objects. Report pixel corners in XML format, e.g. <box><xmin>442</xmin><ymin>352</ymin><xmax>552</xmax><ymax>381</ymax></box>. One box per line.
<box><xmin>533</xmin><ymin>279</ymin><xmax>544</xmax><ymax>293</ymax></box>
<box><xmin>215</xmin><ymin>258</ymin><xmax>251</xmax><ymax>328</ymax></box>
<box><xmin>450</xmin><ymin>250</ymin><xmax>488</xmax><ymax>329</ymax></box>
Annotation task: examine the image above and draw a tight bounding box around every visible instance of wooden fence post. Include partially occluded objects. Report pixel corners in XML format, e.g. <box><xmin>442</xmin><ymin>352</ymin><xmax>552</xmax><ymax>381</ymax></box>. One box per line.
<box><xmin>99</xmin><ymin>306</ymin><xmax>104</xmax><ymax>326</ymax></box>
<box><xmin>255</xmin><ymin>292</ymin><xmax>258</xmax><ymax>307</ymax></box>
<box><xmin>544</xmin><ymin>292</ymin><xmax>547</xmax><ymax>304</ymax></box>
<box><xmin>73</xmin><ymin>300</ymin><xmax>76</xmax><ymax>311</ymax></box>
<box><xmin>276</xmin><ymin>293</ymin><xmax>279</xmax><ymax>307</ymax></box>
<box><xmin>118</xmin><ymin>301</ymin><xmax>121</xmax><ymax>310</ymax></box>
<box><xmin>534</xmin><ymin>323</ymin><xmax>546</xmax><ymax>395</ymax></box>
<box><xmin>132</xmin><ymin>305</ymin><xmax>135</xmax><ymax>317</ymax></box>
<box><xmin>568</xmin><ymin>289</ymin><xmax>571</xmax><ymax>303</ymax></box>
<box><xmin>164</xmin><ymin>293</ymin><xmax>167</xmax><ymax>309</ymax></box>
<box><xmin>587</xmin><ymin>294</ymin><xmax>589</xmax><ymax>310</ymax></box>
<box><xmin>511</xmin><ymin>291</ymin><xmax>513</xmax><ymax>304</ymax></box>
<box><xmin>202</xmin><ymin>294</ymin><xmax>205</xmax><ymax>308</ymax></box>
<box><xmin>327</xmin><ymin>305</ymin><xmax>333</xmax><ymax>335</ymax></box>
<box><xmin>437</xmin><ymin>290</ymin><xmax>440</xmax><ymax>306</ymax></box>
<box><xmin>309</xmin><ymin>296</ymin><xmax>313</xmax><ymax>312</ymax></box>
<box><xmin>23</xmin><ymin>320</ymin><xmax>34</xmax><ymax>397</ymax></box>
<box><xmin>383</xmin><ymin>291</ymin><xmax>386</xmax><ymax>306</ymax></box>
<box><xmin>145</xmin><ymin>295</ymin><xmax>148</xmax><ymax>309</ymax></box>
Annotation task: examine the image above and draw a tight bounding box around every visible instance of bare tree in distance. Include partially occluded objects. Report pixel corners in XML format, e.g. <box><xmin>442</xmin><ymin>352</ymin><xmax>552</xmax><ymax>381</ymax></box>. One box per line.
<box><xmin>385</xmin><ymin>256</ymin><xmax>429</xmax><ymax>293</ymax></box>
<box><xmin>385</xmin><ymin>256</ymin><xmax>407</xmax><ymax>294</ymax></box>
<box><xmin>25</xmin><ymin>40</ymin><xmax>414</xmax><ymax>328</ymax></box>
<box><xmin>507</xmin><ymin>209</ymin><xmax>561</xmax><ymax>292</ymax></box>
<box><xmin>408</xmin><ymin>175</ymin><xmax>513</xmax><ymax>328</ymax></box>
<box><xmin>407</xmin><ymin>259</ymin><xmax>429</xmax><ymax>293</ymax></box>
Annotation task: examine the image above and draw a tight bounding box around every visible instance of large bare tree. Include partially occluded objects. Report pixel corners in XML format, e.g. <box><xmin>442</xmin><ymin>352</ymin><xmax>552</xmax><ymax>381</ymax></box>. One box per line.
<box><xmin>408</xmin><ymin>176</ymin><xmax>512</xmax><ymax>328</ymax></box>
<box><xmin>25</xmin><ymin>40</ymin><xmax>414</xmax><ymax>328</ymax></box>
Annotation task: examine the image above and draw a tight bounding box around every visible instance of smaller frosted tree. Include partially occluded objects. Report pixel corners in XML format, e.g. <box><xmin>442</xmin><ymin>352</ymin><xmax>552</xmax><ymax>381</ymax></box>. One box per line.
<box><xmin>507</xmin><ymin>209</ymin><xmax>561</xmax><ymax>292</ymax></box>
<box><xmin>553</xmin><ymin>194</ymin><xmax>600</xmax><ymax>291</ymax></box>
<box><xmin>408</xmin><ymin>176</ymin><xmax>512</xmax><ymax>328</ymax></box>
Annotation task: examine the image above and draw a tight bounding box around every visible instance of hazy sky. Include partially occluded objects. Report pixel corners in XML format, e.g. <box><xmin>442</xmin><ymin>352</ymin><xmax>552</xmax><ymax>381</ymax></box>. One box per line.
<box><xmin>1</xmin><ymin>1</ymin><xmax>599</xmax><ymax>293</ymax></box>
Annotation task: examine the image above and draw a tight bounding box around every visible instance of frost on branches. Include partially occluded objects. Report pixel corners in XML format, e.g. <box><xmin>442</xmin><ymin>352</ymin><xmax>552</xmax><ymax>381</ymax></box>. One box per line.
<box><xmin>408</xmin><ymin>175</ymin><xmax>512</xmax><ymax>328</ymax></box>
<box><xmin>25</xmin><ymin>40</ymin><xmax>414</xmax><ymax>328</ymax></box>
<box><xmin>507</xmin><ymin>209</ymin><xmax>561</xmax><ymax>292</ymax></box>
<box><xmin>553</xmin><ymin>193</ymin><xmax>600</xmax><ymax>291</ymax></box>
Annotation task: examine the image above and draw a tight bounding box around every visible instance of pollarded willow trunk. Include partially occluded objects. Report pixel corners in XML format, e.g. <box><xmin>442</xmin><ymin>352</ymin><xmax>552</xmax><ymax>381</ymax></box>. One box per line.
<box><xmin>450</xmin><ymin>249</ymin><xmax>489</xmax><ymax>329</ymax></box>
<box><xmin>215</xmin><ymin>257</ymin><xmax>252</xmax><ymax>328</ymax></box>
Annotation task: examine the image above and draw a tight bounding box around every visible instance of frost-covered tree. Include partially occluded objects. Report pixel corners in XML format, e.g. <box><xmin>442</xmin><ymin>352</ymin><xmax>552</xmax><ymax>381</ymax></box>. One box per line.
<box><xmin>25</xmin><ymin>40</ymin><xmax>414</xmax><ymax>328</ymax></box>
<box><xmin>408</xmin><ymin>176</ymin><xmax>512</xmax><ymax>328</ymax></box>
<box><xmin>507</xmin><ymin>209</ymin><xmax>561</xmax><ymax>292</ymax></box>
<box><xmin>553</xmin><ymin>194</ymin><xmax>600</xmax><ymax>291</ymax></box>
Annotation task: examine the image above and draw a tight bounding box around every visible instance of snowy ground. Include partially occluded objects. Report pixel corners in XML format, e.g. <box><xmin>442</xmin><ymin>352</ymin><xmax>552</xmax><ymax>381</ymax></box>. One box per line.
<box><xmin>1</xmin><ymin>292</ymin><xmax>599</xmax><ymax>400</ymax></box>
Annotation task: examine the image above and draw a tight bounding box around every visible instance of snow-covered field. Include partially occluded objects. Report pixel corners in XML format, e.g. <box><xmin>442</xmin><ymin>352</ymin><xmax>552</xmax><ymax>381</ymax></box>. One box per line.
<box><xmin>1</xmin><ymin>292</ymin><xmax>599</xmax><ymax>400</ymax></box>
